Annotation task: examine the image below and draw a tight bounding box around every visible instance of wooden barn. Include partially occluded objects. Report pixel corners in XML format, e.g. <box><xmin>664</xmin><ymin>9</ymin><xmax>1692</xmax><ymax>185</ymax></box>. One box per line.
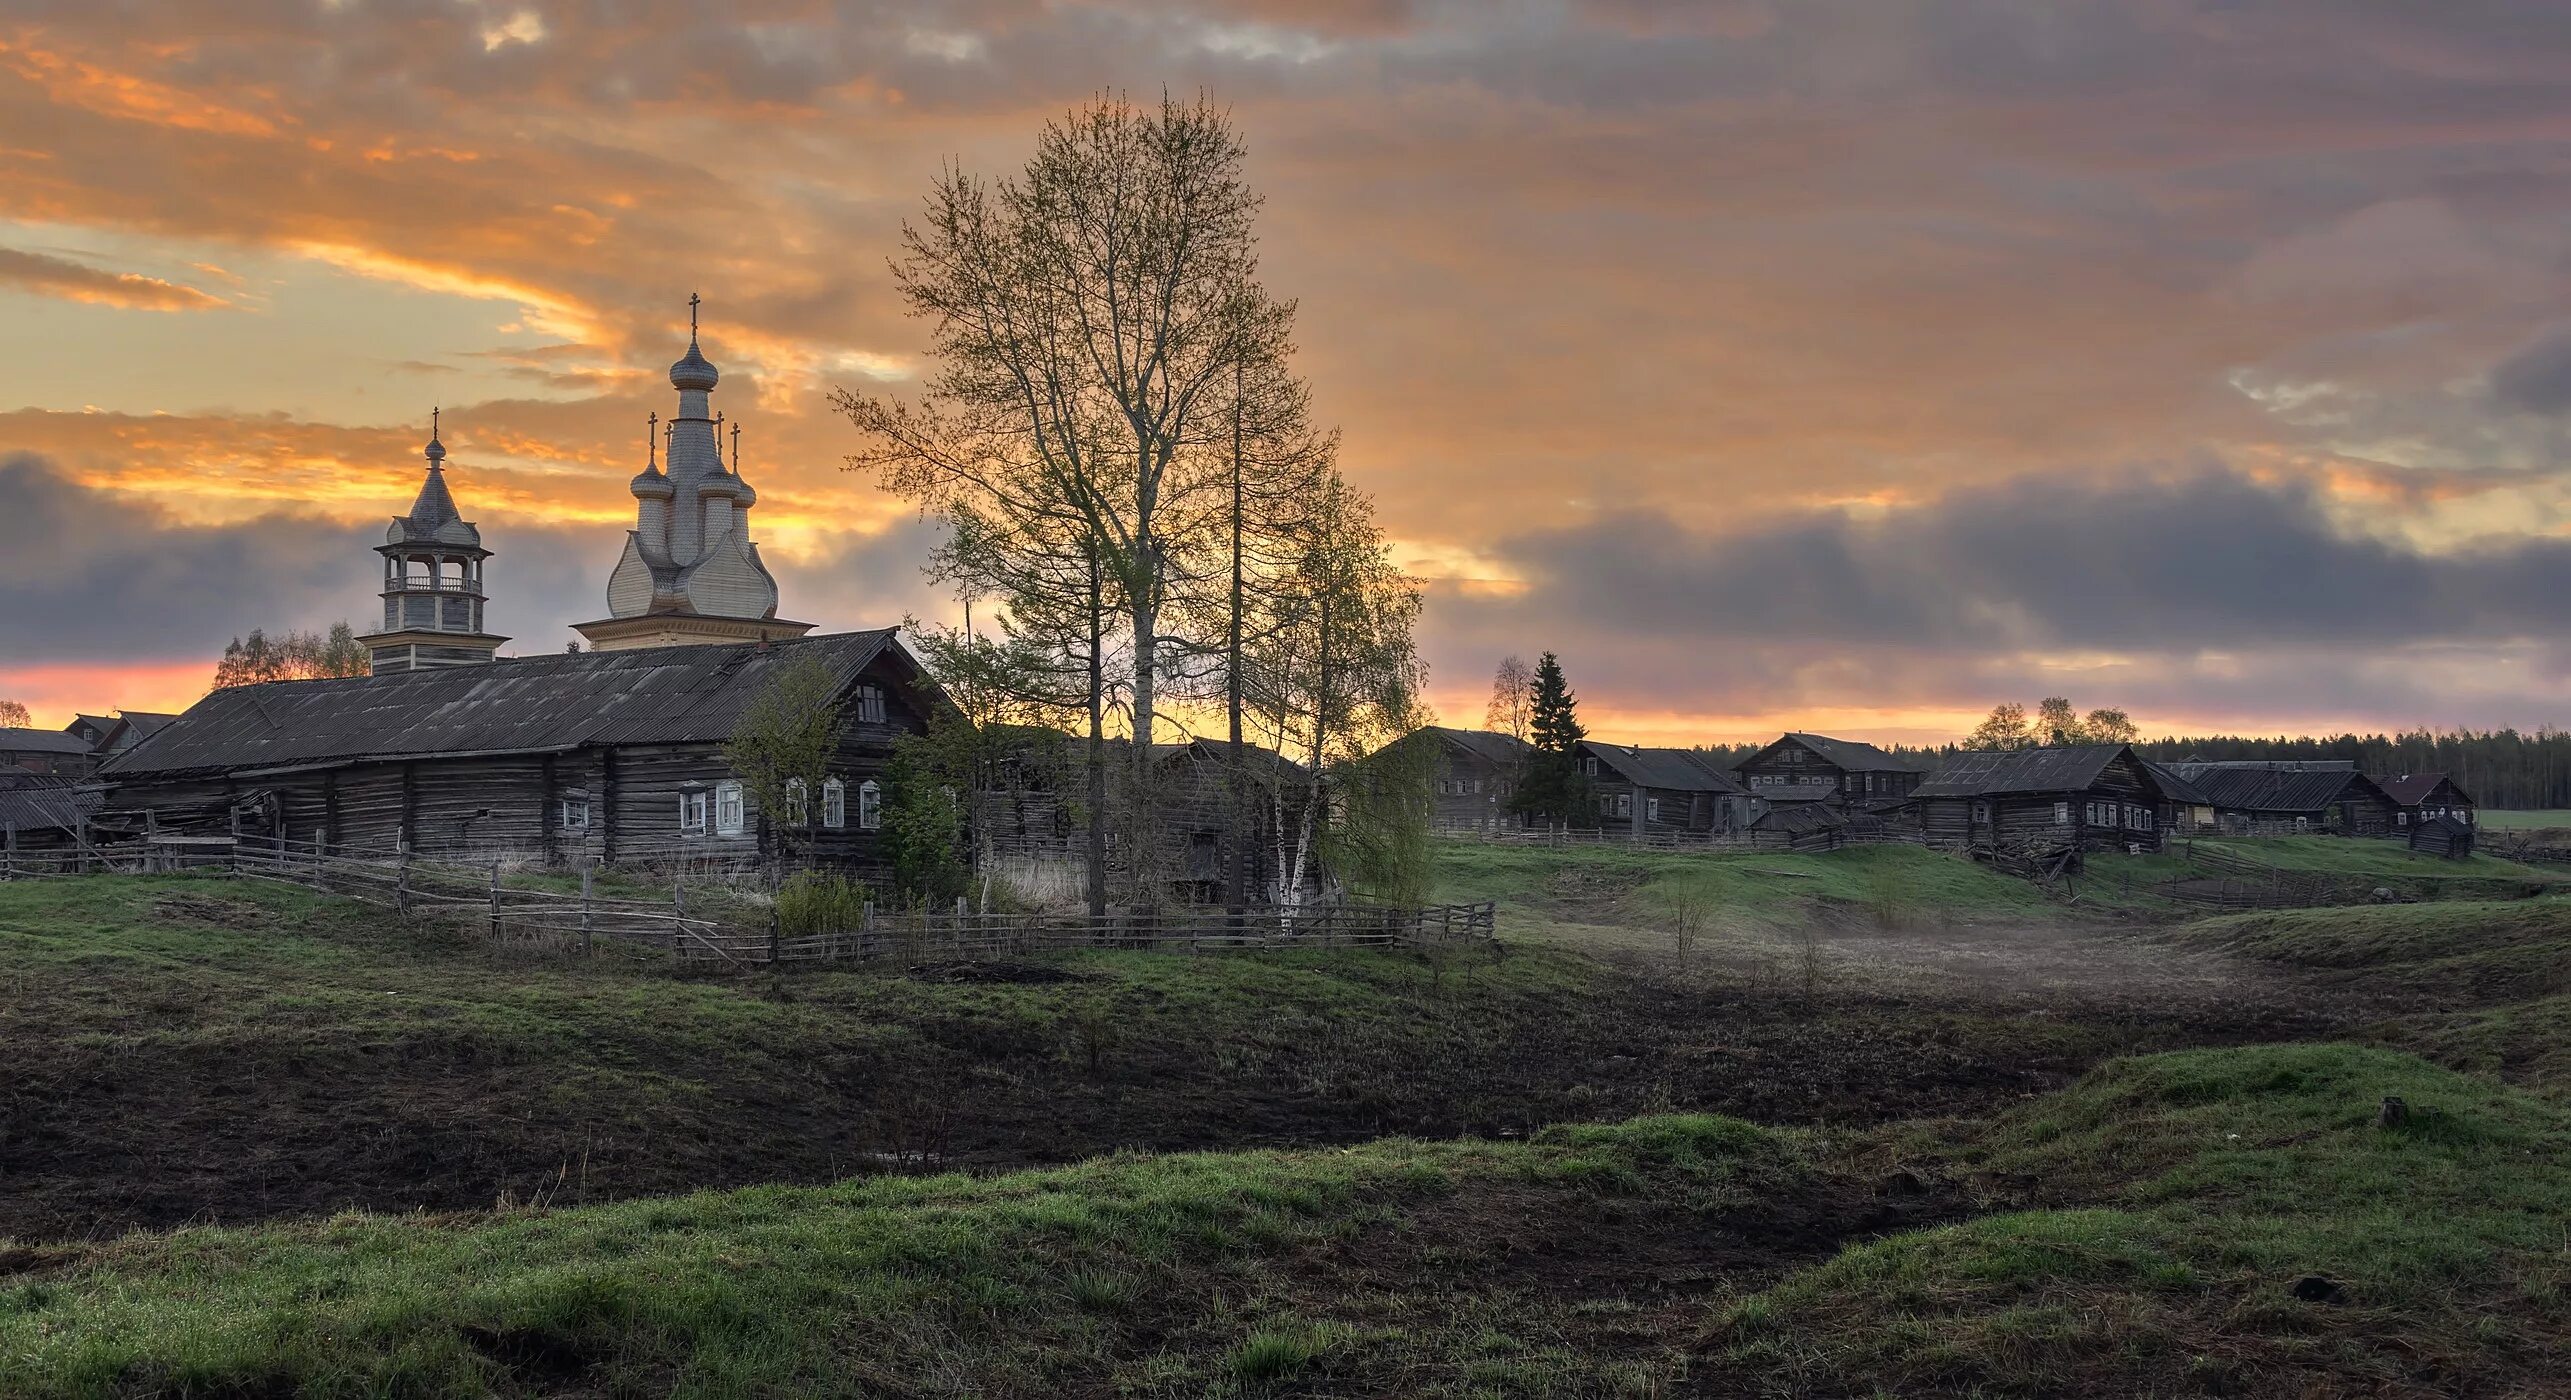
<box><xmin>0</xmin><ymin>728</ymin><xmax>99</xmax><ymax>778</ymax></box>
<box><xmin>2165</xmin><ymin>762</ymin><xmax>2398</xmax><ymax>836</ymax></box>
<box><xmin>93</xmin><ymin>631</ymin><xmax>949</xmax><ymax>871</ymax></box>
<box><xmin>1734</xmin><ymin>733</ymin><xmax>1921</xmax><ymax>807</ymax></box>
<box><xmin>1576</xmin><ymin>741</ymin><xmax>1755</xmax><ymax>835</ymax></box>
<box><xmin>2143</xmin><ymin>762</ymin><xmax>2218</xmax><ymax>832</ymax></box>
<box><xmin>1914</xmin><ymin>744</ymin><xmax>2175</xmax><ymax>854</ymax></box>
<box><xmin>2375</xmin><ymin>773</ymin><xmax>2477</xmax><ymax>837</ymax></box>
<box><xmin>1389</xmin><ymin>726</ymin><xmax>1533</xmax><ymax>831</ymax></box>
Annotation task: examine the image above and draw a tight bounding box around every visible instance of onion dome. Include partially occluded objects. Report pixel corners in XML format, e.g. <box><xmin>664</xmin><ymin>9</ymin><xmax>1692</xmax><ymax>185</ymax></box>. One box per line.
<box><xmin>670</xmin><ymin>338</ymin><xmax>719</xmax><ymax>391</ymax></box>
<box><xmin>630</xmin><ymin>464</ymin><xmax>674</xmax><ymax>498</ymax></box>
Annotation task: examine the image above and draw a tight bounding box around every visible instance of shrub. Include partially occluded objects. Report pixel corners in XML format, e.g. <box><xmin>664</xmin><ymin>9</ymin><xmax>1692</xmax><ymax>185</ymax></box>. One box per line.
<box><xmin>776</xmin><ymin>871</ymin><xmax>869</xmax><ymax>936</ymax></box>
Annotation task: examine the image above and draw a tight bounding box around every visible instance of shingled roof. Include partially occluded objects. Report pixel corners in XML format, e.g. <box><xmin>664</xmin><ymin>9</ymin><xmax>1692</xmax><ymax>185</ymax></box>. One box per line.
<box><xmin>100</xmin><ymin>631</ymin><xmax>915</xmax><ymax>781</ymax></box>
<box><xmin>1916</xmin><ymin>745</ymin><xmax>2143</xmax><ymax>798</ymax></box>
<box><xmin>0</xmin><ymin>728</ymin><xmax>92</xmax><ymax>756</ymax></box>
<box><xmin>2375</xmin><ymin>772</ymin><xmax>2470</xmax><ymax>807</ymax></box>
<box><xmin>1776</xmin><ymin>733</ymin><xmax>1918</xmax><ymax>773</ymax></box>
<box><xmin>1419</xmin><ymin>726</ymin><xmax>1535</xmax><ymax>766</ymax></box>
<box><xmin>1580</xmin><ymin>741</ymin><xmax>1746</xmax><ymax>793</ymax></box>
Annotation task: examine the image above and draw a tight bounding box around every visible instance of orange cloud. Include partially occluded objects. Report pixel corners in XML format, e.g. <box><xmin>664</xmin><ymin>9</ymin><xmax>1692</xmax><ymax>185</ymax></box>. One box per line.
<box><xmin>0</xmin><ymin>246</ymin><xmax>225</xmax><ymax>309</ymax></box>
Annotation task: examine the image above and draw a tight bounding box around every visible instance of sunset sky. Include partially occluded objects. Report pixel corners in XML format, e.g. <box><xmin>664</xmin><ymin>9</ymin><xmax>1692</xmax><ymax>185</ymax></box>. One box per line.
<box><xmin>4</xmin><ymin>1</ymin><xmax>2570</xmax><ymax>745</ymax></box>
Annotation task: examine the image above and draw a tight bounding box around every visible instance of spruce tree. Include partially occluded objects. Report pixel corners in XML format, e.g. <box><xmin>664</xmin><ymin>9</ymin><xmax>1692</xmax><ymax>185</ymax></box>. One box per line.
<box><xmin>1511</xmin><ymin>652</ymin><xmax>1590</xmax><ymax>823</ymax></box>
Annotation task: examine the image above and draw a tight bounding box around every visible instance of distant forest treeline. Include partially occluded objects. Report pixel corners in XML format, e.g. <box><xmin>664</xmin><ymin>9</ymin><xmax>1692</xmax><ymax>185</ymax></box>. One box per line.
<box><xmin>1692</xmin><ymin>729</ymin><xmax>2571</xmax><ymax>810</ymax></box>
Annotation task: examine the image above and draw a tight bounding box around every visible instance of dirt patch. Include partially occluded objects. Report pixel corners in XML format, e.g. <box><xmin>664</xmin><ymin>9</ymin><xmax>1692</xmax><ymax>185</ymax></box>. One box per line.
<box><xmin>148</xmin><ymin>892</ymin><xmax>269</xmax><ymax>928</ymax></box>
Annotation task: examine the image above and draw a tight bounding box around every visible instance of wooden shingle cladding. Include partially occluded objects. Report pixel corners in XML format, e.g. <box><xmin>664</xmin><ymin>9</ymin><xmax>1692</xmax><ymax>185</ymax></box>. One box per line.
<box><xmin>1914</xmin><ymin>744</ymin><xmax>2173</xmax><ymax>853</ymax></box>
<box><xmin>1735</xmin><ymin>733</ymin><xmax>1921</xmax><ymax>807</ymax></box>
<box><xmin>93</xmin><ymin>631</ymin><xmax>948</xmax><ymax>874</ymax></box>
<box><xmin>1389</xmin><ymin>726</ymin><xmax>1533</xmax><ymax>830</ymax></box>
<box><xmin>2374</xmin><ymin>773</ymin><xmax>2477</xmax><ymax>835</ymax></box>
<box><xmin>1576</xmin><ymin>741</ymin><xmax>1754</xmax><ymax>834</ymax></box>
<box><xmin>2165</xmin><ymin>762</ymin><xmax>2398</xmax><ymax>836</ymax></box>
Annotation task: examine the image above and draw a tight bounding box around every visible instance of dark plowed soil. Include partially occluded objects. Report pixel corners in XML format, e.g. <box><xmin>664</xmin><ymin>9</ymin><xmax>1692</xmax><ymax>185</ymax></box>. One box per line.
<box><xmin>0</xmin><ymin>960</ymin><xmax>2345</xmax><ymax>1244</ymax></box>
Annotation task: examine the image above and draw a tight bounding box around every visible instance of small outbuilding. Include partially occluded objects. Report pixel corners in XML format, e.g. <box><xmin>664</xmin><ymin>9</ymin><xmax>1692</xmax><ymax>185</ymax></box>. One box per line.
<box><xmin>2374</xmin><ymin>773</ymin><xmax>2477</xmax><ymax>837</ymax></box>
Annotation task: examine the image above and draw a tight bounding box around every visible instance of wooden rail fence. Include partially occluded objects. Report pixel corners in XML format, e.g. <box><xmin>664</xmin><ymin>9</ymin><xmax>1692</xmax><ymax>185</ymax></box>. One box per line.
<box><xmin>4</xmin><ymin>838</ymin><xmax>1497</xmax><ymax>970</ymax></box>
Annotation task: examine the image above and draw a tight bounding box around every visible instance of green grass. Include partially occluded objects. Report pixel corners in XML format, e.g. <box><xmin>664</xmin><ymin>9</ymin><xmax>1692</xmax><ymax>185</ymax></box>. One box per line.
<box><xmin>2077</xmin><ymin>834</ymin><xmax>2562</xmax><ymax>915</ymax></box>
<box><xmin>0</xmin><ymin>1115</ymin><xmax>1795</xmax><ymax>1398</ymax></box>
<box><xmin>1718</xmin><ymin>1044</ymin><xmax>2571</xmax><ymax>1395</ymax></box>
<box><xmin>0</xmin><ymin>873</ymin><xmax>1637</xmax><ymax>1240</ymax></box>
<box><xmin>2477</xmin><ymin>809</ymin><xmax>2571</xmax><ymax>832</ymax></box>
<box><xmin>1434</xmin><ymin>839</ymin><xmax>2050</xmax><ymax>936</ymax></box>
<box><xmin>2165</xmin><ymin>898</ymin><xmax>2571</xmax><ymax>1098</ymax></box>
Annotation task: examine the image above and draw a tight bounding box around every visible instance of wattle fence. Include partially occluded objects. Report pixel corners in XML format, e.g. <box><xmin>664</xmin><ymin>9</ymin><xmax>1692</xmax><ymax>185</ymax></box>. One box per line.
<box><xmin>1</xmin><ymin>836</ymin><xmax>1495</xmax><ymax>970</ymax></box>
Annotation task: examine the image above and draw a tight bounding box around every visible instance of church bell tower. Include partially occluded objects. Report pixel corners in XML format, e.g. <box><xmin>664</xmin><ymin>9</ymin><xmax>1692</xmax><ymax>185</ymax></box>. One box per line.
<box><xmin>359</xmin><ymin>410</ymin><xmax>509</xmax><ymax>674</ymax></box>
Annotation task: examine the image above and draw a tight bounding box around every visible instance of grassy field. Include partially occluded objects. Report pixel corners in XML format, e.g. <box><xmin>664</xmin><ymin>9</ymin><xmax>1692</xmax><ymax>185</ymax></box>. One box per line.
<box><xmin>1</xmin><ymin>871</ymin><xmax>2205</xmax><ymax>1242</ymax></box>
<box><xmin>2478</xmin><ymin>809</ymin><xmax>2571</xmax><ymax>831</ymax></box>
<box><xmin>1717</xmin><ymin>1044</ymin><xmax>2570</xmax><ymax>1396</ymax></box>
<box><xmin>7</xmin><ymin>860</ymin><xmax>2567</xmax><ymax>1395</ymax></box>
<box><xmin>1</xmin><ymin>1043</ymin><xmax>2555</xmax><ymax>1397</ymax></box>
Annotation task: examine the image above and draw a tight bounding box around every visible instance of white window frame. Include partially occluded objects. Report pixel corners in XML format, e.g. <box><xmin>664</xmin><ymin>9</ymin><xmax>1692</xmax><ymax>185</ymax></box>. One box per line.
<box><xmin>558</xmin><ymin>795</ymin><xmax>591</xmax><ymax>832</ymax></box>
<box><xmin>715</xmin><ymin>781</ymin><xmax>745</xmax><ymax>836</ymax></box>
<box><xmin>2053</xmin><ymin>801</ymin><xmax>2070</xmax><ymax>825</ymax></box>
<box><xmin>858</xmin><ymin>779</ymin><xmax>883</xmax><ymax>830</ymax></box>
<box><xmin>678</xmin><ymin>789</ymin><xmax>709</xmax><ymax>836</ymax></box>
<box><xmin>822</xmin><ymin>777</ymin><xmax>846</xmax><ymax>830</ymax></box>
<box><xmin>785</xmin><ymin>778</ymin><xmax>809</xmax><ymax>825</ymax></box>
<box><xmin>1645</xmin><ymin>796</ymin><xmax>1661</xmax><ymax>822</ymax></box>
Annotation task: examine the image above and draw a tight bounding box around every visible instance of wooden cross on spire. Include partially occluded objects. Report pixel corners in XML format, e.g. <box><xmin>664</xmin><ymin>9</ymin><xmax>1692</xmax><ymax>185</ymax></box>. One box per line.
<box><xmin>647</xmin><ymin>412</ymin><xmax>659</xmax><ymax>469</ymax></box>
<box><xmin>688</xmin><ymin>291</ymin><xmax>701</xmax><ymax>342</ymax></box>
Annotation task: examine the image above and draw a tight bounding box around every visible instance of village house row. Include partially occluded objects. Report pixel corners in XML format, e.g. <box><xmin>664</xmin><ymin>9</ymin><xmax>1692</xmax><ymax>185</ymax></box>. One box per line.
<box><xmin>1397</xmin><ymin>727</ymin><xmax>2480</xmax><ymax>859</ymax></box>
<box><xmin>0</xmin><ymin>303</ymin><xmax>2482</xmax><ymax>874</ymax></box>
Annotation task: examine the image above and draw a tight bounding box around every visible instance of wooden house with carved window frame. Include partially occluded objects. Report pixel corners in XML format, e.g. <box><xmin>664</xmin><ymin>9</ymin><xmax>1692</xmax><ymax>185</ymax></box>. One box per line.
<box><xmin>1576</xmin><ymin>741</ymin><xmax>1755</xmax><ymax>835</ymax></box>
<box><xmin>93</xmin><ymin>631</ymin><xmax>950</xmax><ymax>873</ymax></box>
<box><xmin>1913</xmin><ymin>744</ymin><xmax>2176</xmax><ymax>854</ymax></box>
<box><xmin>1734</xmin><ymin>733</ymin><xmax>1921</xmax><ymax>808</ymax></box>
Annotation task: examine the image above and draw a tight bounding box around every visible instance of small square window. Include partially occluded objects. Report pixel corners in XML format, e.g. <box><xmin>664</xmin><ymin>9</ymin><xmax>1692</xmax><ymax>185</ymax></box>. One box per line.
<box><xmin>558</xmin><ymin>797</ymin><xmax>590</xmax><ymax>832</ymax></box>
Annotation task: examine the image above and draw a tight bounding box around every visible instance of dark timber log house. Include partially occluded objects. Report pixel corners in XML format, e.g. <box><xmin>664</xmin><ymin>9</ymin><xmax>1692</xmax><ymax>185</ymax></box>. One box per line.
<box><xmin>2165</xmin><ymin>761</ymin><xmax>2397</xmax><ymax>836</ymax></box>
<box><xmin>1914</xmin><ymin>744</ymin><xmax>2175</xmax><ymax>854</ymax></box>
<box><xmin>2374</xmin><ymin>773</ymin><xmax>2477</xmax><ymax>838</ymax></box>
<box><xmin>1388</xmin><ymin>726</ymin><xmax>1533</xmax><ymax>830</ymax></box>
<box><xmin>1734</xmin><ymin>733</ymin><xmax>1921</xmax><ymax>808</ymax></box>
<box><xmin>93</xmin><ymin>631</ymin><xmax>950</xmax><ymax>871</ymax></box>
<box><xmin>1576</xmin><ymin>741</ymin><xmax>1754</xmax><ymax>835</ymax></box>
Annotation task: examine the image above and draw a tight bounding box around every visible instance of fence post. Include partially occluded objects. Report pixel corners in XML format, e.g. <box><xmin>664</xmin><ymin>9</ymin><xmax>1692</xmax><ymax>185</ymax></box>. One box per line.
<box><xmin>580</xmin><ymin>862</ymin><xmax>595</xmax><ymax>958</ymax></box>
<box><xmin>487</xmin><ymin>861</ymin><xmax>502</xmax><ymax>941</ymax></box>
<box><xmin>3</xmin><ymin>826</ymin><xmax>14</xmax><ymax>882</ymax></box>
<box><xmin>395</xmin><ymin>847</ymin><xmax>411</xmax><ymax>916</ymax></box>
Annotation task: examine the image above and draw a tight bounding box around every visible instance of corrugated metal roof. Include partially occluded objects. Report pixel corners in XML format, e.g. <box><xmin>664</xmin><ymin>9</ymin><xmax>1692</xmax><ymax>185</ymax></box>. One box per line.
<box><xmin>1581</xmin><ymin>741</ymin><xmax>1746</xmax><ymax>793</ymax></box>
<box><xmin>2142</xmin><ymin>762</ymin><xmax>2214</xmax><ymax>807</ymax></box>
<box><xmin>2168</xmin><ymin>763</ymin><xmax>2385</xmax><ymax>814</ymax></box>
<box><xmin>1780</xmin><ymin>733</ymin><xmax>1918</xmax><ymax>773</ymax></box>
<box><xmin>99</xmin><ymin>631</ymin><xmax>906</xmax><ymax>780</ymax></box>
<box><xmin>1916</xmin><ymin>745</ymin><xmax>2132</xmax><ymax>798</ymax></box>
<box><xmin>0</xmin><ymin>779</ymin><xmax>98</xmax><ymax>833</ymax></box>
